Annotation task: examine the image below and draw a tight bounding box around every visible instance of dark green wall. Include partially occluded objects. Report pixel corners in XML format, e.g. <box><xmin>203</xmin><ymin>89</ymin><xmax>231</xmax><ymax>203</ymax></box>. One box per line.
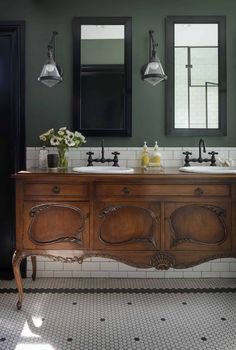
<box><xmin>1</xmin><ymin>0</ymin><xmax>236</xmax><ymax>147</ymax></box>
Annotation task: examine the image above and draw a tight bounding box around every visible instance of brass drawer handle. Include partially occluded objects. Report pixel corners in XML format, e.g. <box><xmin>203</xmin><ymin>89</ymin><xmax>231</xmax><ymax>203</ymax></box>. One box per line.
<box><xmin>122</xmin><ymin>187</ymin><xmax>130</xmax><ymax>194</ymax></box>
<box><xmin>52</xmin><ymin>185</ymin><xmax>60</xmax><ymax>194</ymax></box>
<box><xmin>195</xmin><ymin>187</ymin><xmax>204</xmax><ymax>196</ymax></box>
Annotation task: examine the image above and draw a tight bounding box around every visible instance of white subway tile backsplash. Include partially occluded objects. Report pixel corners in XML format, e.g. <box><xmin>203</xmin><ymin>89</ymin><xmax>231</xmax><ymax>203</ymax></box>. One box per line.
<box><xmin>26</xmin><ymin>159</ymin><xmax>36</xmax><ymax>169</ymax></box>
<box><xmin>173</xmin><ymin>150</ymin><xmax>184</xmax><ymax>159</ymax></box>
<box><xmin>202</xmin><ymin>272</ymin><xmax>220</xmax><ymax>278</ymax></box>
<box><xmin>54</xmin><ymin>271</ymin><xmax>73</xmax><ymax>278</ymax></box>
<box><xmin>44</xmin><ymin>262</ymin><xmax>64</xmax><ymax>271</ymax></box>
<box><xmin>127</xmin><ymin>159</ymin><xmax>140</xmax><ymax>167</ymax></box>
<box><xmin>100</xmin><ymin>262</ymin><xmax>119</xmax><ymax>271</ymax></box>
<box><xmin>115</xmin><ymin>150</ymin><xmax>137</xmax><ymax>160</ymax></box>
<box><xmin>229</xmin><ymin>263</ymin><xmax>236</xmax><ymax>271</ymax></box>
<box><xmin>163</xmin><ymin>159</ymin><xmax>182</xmax><ymax>167</ymax></box>
<box><xmin>164</xmin><ymin>271</ymin><xmax>183</xmax><ymax>278</ymax></box>
<box><xmin>146</xmin><ymin>271</ymin><xmax>165</xmax><ymax>278</ymax></box>
<box><xmin>26</xmin><ymin>146</ymin><xmax>236</xmax><ymax>278</ymax></box>
<box><xmin>90</xmin><ymin>272</ymin><xmax>109</xmax><ymax>278</ymax></box>
<box><xmin>193</xmin><ymin>263</ymin><xmax>211</xmax><ymax>272</ymax></box>
<box><xmin>118</xmin><ymin>263</ymin><xmax>137</xmax><ymax>272</ymax></box>
<box><xmin>90</xmin><ymin>257</ymin><xmax>113</xmax><ymax>262</ymax></box>
<box><xmin>63</xmin><ymin>262</ymin><xmax>82</xmax><ymax>271</ymax></box>
<box><xmin>81</xmin><ymin>262</ymin><xmax>100</xmax><ymax>271</ymax></box>
<box><xmin>219</xmin><ymin>271</ymin><xmax>236</xmax><ymax>278</ymax></box>
<box><xmin>127</xmin><ymin>271</ymin><xmax>147</xmax><ymax>278</ymax></box>
<box><xmin>183</xmin><ymin>271</ymin><xmax>202</xmax><ymax>278</ymax></box>
<box><xmin>27</xmin><ymin>261</ymin><xmax>45</xmax><ymax>271</ymax></box>
<box><xmin>229</xmin><ymin>150</ymin><xmax>236</xmax><ymax>159</ymax></box>
<box><xmin>211</xmin><ymin>262</ymin><xmax>230</xmax><ymax>272</ymax></box>
<box><xmin>108</xmin><ymin>272</ymin><xmax>128</xmax><ymax>278</ymax></box>
<box><xmin>72</xmin><ymin>271</ymin><xmax>91</xmax><ymax>278</ymax></box>
<box><xmin>221</xmin><ymin>258</ymin><xmax>236</xmax><ymax>262</ymax></box>
<box><xmin>160</xmin><ymin>150</ymin><xmax>174</xmax><ymax>160</ymax></box>
<box><xmin>27</xmin><ymin>270</ymin><xmax>54</xmax><ymax>278</ymax></box>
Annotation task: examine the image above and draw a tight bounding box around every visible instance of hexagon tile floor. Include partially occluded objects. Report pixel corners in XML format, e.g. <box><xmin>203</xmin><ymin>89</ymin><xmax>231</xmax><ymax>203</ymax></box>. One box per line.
<box><xmin>0</xmin><ymin>278</ymin><xmax>236</xmax><ymax>350</ymax></box>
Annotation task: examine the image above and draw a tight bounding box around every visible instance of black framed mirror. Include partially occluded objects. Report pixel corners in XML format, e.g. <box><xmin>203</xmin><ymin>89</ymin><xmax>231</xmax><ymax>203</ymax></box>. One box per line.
<box><xmin>165</xmin><ymin>16</ymin><xmax>226</xmax><ymax>136</ymax></box>
<box><xmin>73</xmin><ymin>17</ymin><xmax>132</xmax><ymax>136</ymax></box>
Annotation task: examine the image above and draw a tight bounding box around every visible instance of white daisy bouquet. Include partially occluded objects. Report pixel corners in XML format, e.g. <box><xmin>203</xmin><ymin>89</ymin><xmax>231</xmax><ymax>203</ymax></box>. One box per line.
<box><xmin>39</xmin><ymin>127</ymin><xmax>86</xmax><ymax>168</ymax></box>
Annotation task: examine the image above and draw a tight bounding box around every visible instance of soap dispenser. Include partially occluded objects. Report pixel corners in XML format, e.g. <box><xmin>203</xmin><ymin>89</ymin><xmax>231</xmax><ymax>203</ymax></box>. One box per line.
<box><xmin>39</xmin><ymin>145</ymin><xmax>49</xmax><ymax>169</ymax></box>
<box><xmin>141</xmin><ymin>141</ymin><xmax>150</xmax><ymax>168</ymax></box>
<box><xmin>151</xmin><ymin>141</ymin><xmax>161</xmax><ymax>166</ymax></box>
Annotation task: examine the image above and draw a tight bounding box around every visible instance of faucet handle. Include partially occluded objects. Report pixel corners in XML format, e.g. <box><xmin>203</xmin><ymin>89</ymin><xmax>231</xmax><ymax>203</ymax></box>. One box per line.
<box><xmin>208</xmin><ymin>151</ymin><xmax>218</xmax><ymax>166</ymax></box>
<box><xmin>183</xmin><ymin>151</ymin><xmax>192</xmax><ymax>167</ymax></box>
<box><xmin>208</xmin><ymin>151</ymin><xmax>218</xmax><ymax>156</ymax></box>
<box><xmin>112</xmin><ymin>152</ymin><xmax>120</xmax><ymax>167</ymax></box>
<box><xmin>86</xmin><ymin>151</ymin><xmax>94</xmax><ymax>167</ymax></box>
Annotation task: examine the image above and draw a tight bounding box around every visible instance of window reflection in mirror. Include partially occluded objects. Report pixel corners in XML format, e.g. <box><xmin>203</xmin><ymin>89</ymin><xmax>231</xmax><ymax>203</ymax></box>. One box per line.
<box><xmin>81</xmin><ymin>25</ymin><xmax>124</xmax><ymax>130</ymax></box>
<box><xmin>165</xmin><ymin>17</ymin><xmax>226</xmax><ymax>136</ymax></box>
<box><xmin>73</xmin><ymin>18</ymin><xmax>132</xmax><ymax>136</ymax></box>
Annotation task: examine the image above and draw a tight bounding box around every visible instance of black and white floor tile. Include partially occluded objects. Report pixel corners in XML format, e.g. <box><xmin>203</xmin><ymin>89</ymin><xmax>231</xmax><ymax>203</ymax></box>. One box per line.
<box><xmin>0</xmin><ymin>278</ymin><xmax>236</xmax><ymax>350</ymax></box>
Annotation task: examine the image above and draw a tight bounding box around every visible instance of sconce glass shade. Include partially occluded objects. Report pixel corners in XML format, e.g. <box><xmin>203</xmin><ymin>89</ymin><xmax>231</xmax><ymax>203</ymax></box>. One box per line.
<box><xmin>38</xmin><ymin>58</ymin><xmax>63</xmax><ymax>87</ymax></box>
<box><xmin>38</xmin><ymin>31</ymin><xmax>63</xmax><ymax>87</ymax></box>
<box><xmin>142</xmin><ymin>58</ymin><xmax>167</xmax><ymax>86</ymax></box>
<box><xmin>142</xmin><ymin>30</ymin><xmax>167</xmax><ymax>86</ymax></box>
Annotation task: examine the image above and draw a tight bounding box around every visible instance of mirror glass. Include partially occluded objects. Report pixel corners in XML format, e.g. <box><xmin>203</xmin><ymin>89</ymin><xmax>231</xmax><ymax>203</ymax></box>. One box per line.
<box><xmin>73</xmin><ymin>18</ymin><xmax>132</xmax><ymax>136</ymax></box>
<box><xmin>165</xmin><ymin>17</ymin><xmax>226</xmax><ymax>136</ymax></box>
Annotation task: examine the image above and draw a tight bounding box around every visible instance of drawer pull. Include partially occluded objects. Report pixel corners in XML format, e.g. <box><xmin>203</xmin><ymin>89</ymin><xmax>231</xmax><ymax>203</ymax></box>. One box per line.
<box><xmin>52</xmin><ymin>185</ymin><xmax>60</xmax><ymax>194</ymax></box>
<box><xmin>122</xmin><ymin>187</ymin><xmax>130</xmax><ymax>194</ymax></box>
<box><xmin>194</xmin><ymin>187</ymin><xmax>204</xmax><ymax>196</ymax></box>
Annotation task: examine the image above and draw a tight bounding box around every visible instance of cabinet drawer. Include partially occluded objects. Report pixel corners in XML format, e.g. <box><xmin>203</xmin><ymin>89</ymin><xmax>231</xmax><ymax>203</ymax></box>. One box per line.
<box><xmin>24</xmin><ymin>183</ymin><xmax>89</xmax><ymax>198</ymax></box>
<box><xmin>95</xmin><ymin>184</ymin><xmax>230</xmax><ymax>197</ymax></box>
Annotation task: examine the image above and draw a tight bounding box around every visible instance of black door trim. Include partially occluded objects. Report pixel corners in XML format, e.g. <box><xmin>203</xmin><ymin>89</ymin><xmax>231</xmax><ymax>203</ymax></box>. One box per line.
<box><xmin>0</xmin><ymin>21</ymin><xmax>25</xmax><ymax>279</ymax></box>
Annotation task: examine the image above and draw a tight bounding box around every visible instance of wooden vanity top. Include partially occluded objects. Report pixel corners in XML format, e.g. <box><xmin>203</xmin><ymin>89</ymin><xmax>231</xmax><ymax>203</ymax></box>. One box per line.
<box><xmin>15</xmin><ymin>167</ymin><xmax>236</xmax><ymax>181</ymax></box>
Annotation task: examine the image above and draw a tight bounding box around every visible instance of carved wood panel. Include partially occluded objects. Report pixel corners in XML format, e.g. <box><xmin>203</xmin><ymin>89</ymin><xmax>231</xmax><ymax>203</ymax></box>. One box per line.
<box><xmin>164</xmin><ymin>202</ymin><xmax>231</xmax><ymax>250</ymax></box>
<box><xmin>93</xmin><ymin>202</ymin><xmax>161</xmax><ymax>250</ymax></box>
<box><xmin>23</xmin><ymin>202</ymin><xmax>90</xmax><ymax>249</ymax></box>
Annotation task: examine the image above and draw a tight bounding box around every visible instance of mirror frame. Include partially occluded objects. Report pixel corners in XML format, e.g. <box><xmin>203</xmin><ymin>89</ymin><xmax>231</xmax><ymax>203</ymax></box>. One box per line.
<box><xmin>73</xmin><ymin>17</ymin><xmax>132</xmax><ymax>136</ymax></box>
<box><xmin>165</xmin><ymin>16</ymin><xmax>226</xmax><ymax>136</ymax></box>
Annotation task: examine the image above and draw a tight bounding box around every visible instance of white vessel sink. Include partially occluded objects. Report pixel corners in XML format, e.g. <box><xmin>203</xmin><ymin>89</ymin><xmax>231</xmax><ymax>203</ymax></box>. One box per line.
<box><xmin>72</xmin><ymin>166</ymin><xmax>134</xmax><ymax>174</ymax></box>
<box><xmin>179</xmin><ymin>166</ymin><xmax>236</xmax><ymax>174</ymax></box>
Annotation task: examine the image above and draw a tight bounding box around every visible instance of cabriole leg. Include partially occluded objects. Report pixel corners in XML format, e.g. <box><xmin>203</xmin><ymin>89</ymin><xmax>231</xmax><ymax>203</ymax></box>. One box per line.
<box><xmin>12</xmin><ymin>250</ymin><xmax>25</xmax><ymax>310</ymax></box>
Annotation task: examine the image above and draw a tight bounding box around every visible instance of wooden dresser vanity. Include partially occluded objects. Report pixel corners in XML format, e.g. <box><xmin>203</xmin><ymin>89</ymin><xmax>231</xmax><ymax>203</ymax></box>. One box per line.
<box><xmin>13</xmin><ymin>168</ymin><xmax>236</xmax><ymax>309</ymax></box>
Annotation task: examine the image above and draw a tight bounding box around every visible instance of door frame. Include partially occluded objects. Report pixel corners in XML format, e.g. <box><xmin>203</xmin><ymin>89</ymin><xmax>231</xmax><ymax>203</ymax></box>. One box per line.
<box><xmin>0</xmin><ymin>21</ymin><xmax>25</xmax><ymax>278</ymax></box>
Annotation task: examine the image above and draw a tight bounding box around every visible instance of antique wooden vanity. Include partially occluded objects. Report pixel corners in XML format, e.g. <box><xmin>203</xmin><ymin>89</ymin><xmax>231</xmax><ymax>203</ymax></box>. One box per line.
<box><xmin>13</xmin><ymin>168</ymin><xmax>236</xmax><ymax>309</ymax></box>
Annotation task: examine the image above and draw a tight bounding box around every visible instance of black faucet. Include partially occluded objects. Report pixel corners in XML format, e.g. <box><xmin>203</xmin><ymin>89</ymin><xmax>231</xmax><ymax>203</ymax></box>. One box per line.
<box><xmin>198</xmin><ymin>138</ymin><xmax>206</xmax><ymax>162</ymax></box>
<box><xmin>183</xmin><ymin>138</ymin><xmax>218</xmax><ymax>167</ymax></box>
<box><xmin>86</xmin><ymin>139</ymin><xmax>120</xmax><ymax>167</ymax></box>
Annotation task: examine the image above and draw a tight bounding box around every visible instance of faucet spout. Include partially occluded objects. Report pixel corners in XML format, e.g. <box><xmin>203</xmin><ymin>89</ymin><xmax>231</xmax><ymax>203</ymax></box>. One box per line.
<box><xmin>183</xmin><ymin>138</ymin><xmax>217</xmax><ymax>166</ymax></box>
<box><xmin>101</xmin><ymin>139</ymin><xmax>105</xmax><ymax>160</ymax></box>
<box><xmin>198</xmin><ymin>138</ymin><xmax>206</xmax><ymax>161</ymax></box>
<box><xmin>86</xmin><ymin>139</ymin><xmax>120</xmax><ymax>166</ymax></box>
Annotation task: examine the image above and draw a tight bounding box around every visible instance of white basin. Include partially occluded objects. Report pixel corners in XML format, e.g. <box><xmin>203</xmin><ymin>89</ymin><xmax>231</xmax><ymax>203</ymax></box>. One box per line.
<box><xmin>72</xmin><ymin>166</ymin><xmax>134</xmax><ymax>174</ymax></box>
<box><xmin>179</xmin><ymin>166</ymin><xmax>236</xmax><ymax>174</ymax></box>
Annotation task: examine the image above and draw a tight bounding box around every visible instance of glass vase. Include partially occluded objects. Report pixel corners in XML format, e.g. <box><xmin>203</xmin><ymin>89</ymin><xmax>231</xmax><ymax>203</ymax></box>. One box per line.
<box><xmin>57</xmin><ymin>148</ymin><xmax>68</xmax><ymax>169</ymax></box>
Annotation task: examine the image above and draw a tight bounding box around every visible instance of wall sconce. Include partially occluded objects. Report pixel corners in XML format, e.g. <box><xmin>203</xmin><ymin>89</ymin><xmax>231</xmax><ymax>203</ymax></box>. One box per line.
<box><xmin>141</xmin><ymin>30</ymin><xmax>167</xmax><ymax>86</ymax></box>
<box><xmin>38</xmin><ymin>31</ymin><xmax>63</xmax><ymax>87</ymax></box>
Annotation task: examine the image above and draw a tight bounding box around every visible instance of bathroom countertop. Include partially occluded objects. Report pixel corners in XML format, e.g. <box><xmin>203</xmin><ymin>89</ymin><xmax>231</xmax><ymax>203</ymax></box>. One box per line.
<box><xmin>14</xmin><ymin>167</ymin><xmax>236</xmax><ymax>181</ymax></box>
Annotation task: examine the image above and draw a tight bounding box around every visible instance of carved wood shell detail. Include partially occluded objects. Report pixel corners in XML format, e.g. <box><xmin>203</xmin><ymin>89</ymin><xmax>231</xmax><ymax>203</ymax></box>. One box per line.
<box><xmin>150</xmin><ymin>252</ymin><xmax>175</xmax><ymax>270</ymax></box>
<box><xmin>169</xmin><ymin>204</ymin><xmax>227</xmax><ymax>247</ymax></box>
<box><xmin>99</xmin><ymin>205</ymin><xmax>159</xmax><ymax>248</ymax></box>
<box><xmin>28</xmin><ymin>204</ymin><xmax>87</xmax><ymax>245</ymax></box>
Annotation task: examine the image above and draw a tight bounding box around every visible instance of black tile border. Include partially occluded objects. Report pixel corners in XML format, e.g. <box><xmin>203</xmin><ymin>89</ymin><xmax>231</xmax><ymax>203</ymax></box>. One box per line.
<box><xmin>0</xmin><ymin>287</ymin><xmax>236</xmax><ymax>294</ymax></box>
